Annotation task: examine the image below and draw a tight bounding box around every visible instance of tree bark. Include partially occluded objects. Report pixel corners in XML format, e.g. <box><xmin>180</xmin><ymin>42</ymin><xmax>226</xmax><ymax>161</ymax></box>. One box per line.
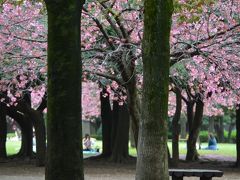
<box><xmin>136</xmin><ymin>0</ymin><xmax>173</xmax><ymax>179</ymax></box>
<box><xmin>0</xmin><ymin>103</ymin><xmax>7</xmax><ymax>159</ymax></box>
<box><xmin>236</xmin><ymin>106</ymin><xmax>240</xmax><ymax>167</ymax></box>
<box><xmin>127</xmin><ymin>81</ymin><xmax>140</xmax><ymax>148</ymax></box>
<box><xmin>111</xmin><ymin>102</ymin><xmax>130</xmax><ymax>163</ymax></box>
<box><xmin>44</xmin><ymin>0</ymin><xmax>84</xmax><ymax>179</ymax></box>
<box><xmin>186</xmin><ymin>96</ymin><xmax>204</xmax><ymax>161</ymax></box>
<box><xmin>100</xmin><ymin>88</ymin><xmax>112</xmax><ymax>157</ymax></box>
<box><xmin>29</xmin><ymin>109</ymin><xmax>46</xmax><ymax>166</ymax></box>
<box><xmin>214</xmin><ymin>116</ymin><xmax>224</xmax><ymax>143</ymax></box>
<box><xmin>172</xmin><ymin>87</ymin><xmax>182</xmax><ymax>167</ymax></box>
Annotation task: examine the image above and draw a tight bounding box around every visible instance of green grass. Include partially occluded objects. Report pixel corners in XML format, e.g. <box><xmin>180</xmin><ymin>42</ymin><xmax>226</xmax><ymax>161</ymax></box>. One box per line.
<box><xmin>6</xmin><ymin>140</ymin><xmax>21</xmax><ymax>156</ymax></box>
<box><xmin>6</xmin><ymin>140</ymin><xmax>236</xmax><ymax>158</ymax></box>
<box><xmin>168</xmin><ymin>142</ymin><xmax>236</xmax><ymax>157</ymax></box>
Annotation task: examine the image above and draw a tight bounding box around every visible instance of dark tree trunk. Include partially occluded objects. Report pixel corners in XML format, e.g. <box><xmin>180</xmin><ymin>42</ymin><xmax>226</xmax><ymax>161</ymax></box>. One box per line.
<box><xmin>236</xmin><ymin>106</ymin><xmax>240</xmax><ymax>167</ymax></box>
<box><xmin>0</xmin><ymin>103</ymin><xmax>7</xmax><ymax>159</ymax></box>
<box><xmin>136</xmin><ymin>0</ymin><xmax>173</xmax><ymax>179</ymax></box>
<box><xmin>227</xmin><ymin>119</ymin><xmax>235</xmax><ymax>143</ymax></box>
<box><xmin>214</xmin><ymin>116</ymin><xmax>224</xmax><ymax>143</ymax></box>
<box><xmin>186</xmin><ymin>96</ymin><xmax>204</xmax><ymax>161</ymax></box>
<box><xmin>111</xmin><ymin>100</ymin><xmax>119</xmax><ymax>151</ymax></box>
<box><xmin>17</xmin><ymin>94</ymin><xmax>46</xmax><ymax>166</ymax></box>
<box><xmin>172</xmin><ymin>87</ymin><xmax>182</xmax><ymax>167</ymax></box>
<box><xmin>100</xmin><ymin>88</ymin><xmax>112</xmax><ymax>157</ymax></box>
<box><xmin>111</xmin><ymin>103</ymin><xmax>130</xmax><ymax>163</ymax></box>
<box><xmin>186</xmin><ymin>100</ymin><xmax>194</xmax><ymax>133</ymax></box>
<box><xmin>30</xmin><ymin>110</ymin><xmax>46</xmax><ymax>166</ymax></box>
<box><xmin>17</xmin><ymin>115</ymin><xmax>33</xmax><ymax>158</ymax></box>
<box><xmin>44</xmin><ymin>0</ymin><xmax>84</xmax><ymax>179</ymax></box>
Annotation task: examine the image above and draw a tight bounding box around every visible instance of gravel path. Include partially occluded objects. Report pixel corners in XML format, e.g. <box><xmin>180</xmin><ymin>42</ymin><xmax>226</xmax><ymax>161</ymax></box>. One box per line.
<box><xmin>0</xmin><ymin>155</ymin><xmax>239</xmax><ymax>180</ymax></box>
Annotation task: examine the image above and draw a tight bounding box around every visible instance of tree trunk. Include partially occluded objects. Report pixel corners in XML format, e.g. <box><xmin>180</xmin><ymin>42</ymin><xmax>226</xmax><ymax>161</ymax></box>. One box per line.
<box><xmin>127</xmin><ymin>81</ymin><xmax>141</xmax><ymax>148</ymax></box>
<box><xmin>111</xmin><ymin>103</ymin><xmax>130</xmax><ymax>163</ymax></box>
<box><xmin>186</xmin><ymin>101</ymin><xmax>194</xmax><ymax>134</ymax></box>
<box><xmin>45</xmin><ymin>0</ymin><xmax>84</xmax><ymax>179</ymax></box>
<box><xmin>172</xmin><ymin>87</ymin><xmax>182</xmax><ymax>167</ymax></box>
<box><xmin>136</xmin><ymin>0</ymin><xmax>173</xmax><ymax>179</ymax></box>
<box><xmin>208</xmin><ymin>117</ymin><xmax>215</xmax><ymax>133</ymax></box>
<box><xmin>100</xmin><ymin>88</ymin><xmax>112</xmax><ymax>157</ymax></box>
<box><xmin>30</xmin><ymin>110</ymin><xmax>46</xmax><ymax>166</ymax></box>
<box><xmin>180</xmin><ymin>116</ymin><xmax>187</xmax><ymax>139</ymax></box>
<box><xmin>227</xmin><ymin>119</ymin><xmax>235</xmax><ymax>143</ymax></box>
<box><xmin>236</xmin><ymin>106</ymin><xmax>240</xmax><ymax>167</ymax></box>
<box><xmin>0</xmin><ymin>103</ymin><xmax>7</xmax><ymax>159</ymax></box>
<box><xmin>214</xmin><ymin>116</ymin><xmax>224</xmax><ymax>143</ymax></box>
<box><xmin>5</xmin><ymin>104</ymin><xmax>33</xmax><ymax>158</ymax></box>
<box><xmin>186</xmin><ymin>96</ymin><xmax>204</xmax><ymax>161</ymax></box>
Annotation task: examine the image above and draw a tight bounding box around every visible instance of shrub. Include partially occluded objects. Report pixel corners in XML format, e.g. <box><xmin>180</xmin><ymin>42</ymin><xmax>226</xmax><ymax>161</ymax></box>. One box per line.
<box><xmin>7</xmin><ymin>133</ymin><xmax>16</xmax><ymax>139</ymax></box>
<box><xmin>91</xmin><ymin>134</ymin><xmax>102</xmax><ymax>140</ymax></box>
<box><xmin>199</xmin><ymin>131</ymin><xmax>209</xmax><ymax>142</ymax></box>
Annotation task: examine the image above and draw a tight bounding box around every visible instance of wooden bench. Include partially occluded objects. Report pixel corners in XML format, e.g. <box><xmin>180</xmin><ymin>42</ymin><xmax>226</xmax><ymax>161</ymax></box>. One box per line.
<box><xmin>169</xmin><ymin>169</ymin><xmax>223</xmax><ymax>180</ymax></box>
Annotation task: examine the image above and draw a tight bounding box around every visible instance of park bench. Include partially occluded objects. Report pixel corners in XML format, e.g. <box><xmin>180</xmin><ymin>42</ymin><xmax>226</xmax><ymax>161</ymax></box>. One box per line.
<box><xmin>169</xmin><ymin>169</ymin><xmax>223</xmax><ymax>180</ymax></box>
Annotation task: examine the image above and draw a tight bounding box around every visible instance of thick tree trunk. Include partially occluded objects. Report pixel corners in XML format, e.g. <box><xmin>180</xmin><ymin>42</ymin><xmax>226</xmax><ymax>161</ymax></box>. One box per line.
<box><xmin>45</xmin><ymin>0</ymin><xmax>84</xmax><ymax>179</ymax></box>
<box><xmin>186</xmin><ymin>96</ymin><xmax>204</xmax><ymax>161</ymax></box>
<box><xmin>111</xmin><ymin>103</ymin><xmax>130</xmax><ymax>163</ymax></box>
<box><xmin>100</xmin><ymin>88</ymin><xmax>112</xmax><ymax>157</ymax></box>
<box><xmin>236</xmin><ymin>106</ymin><xmax>240</xmax><ymax>167</ymax></box>
<box><xmin>172</xmin><ymin>87</ymin><xmax>182</xmax><ymax>167</ymax></box>
<box><xmin>0</xmin><ymin>103</ymin><xmax>7</xmax><ymax>159</ymax></box>
<box><xmin>136</xmin><ymin>0</ymin><xmax>173</xmax><ymax>179</ymax></box>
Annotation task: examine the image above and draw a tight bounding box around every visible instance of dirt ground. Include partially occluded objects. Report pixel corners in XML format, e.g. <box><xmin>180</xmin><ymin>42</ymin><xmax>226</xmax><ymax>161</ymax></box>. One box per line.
<box><xmin>0</xmin><ymin>155</ymin><xmax>239</xmax><ymax>180</ymax></box>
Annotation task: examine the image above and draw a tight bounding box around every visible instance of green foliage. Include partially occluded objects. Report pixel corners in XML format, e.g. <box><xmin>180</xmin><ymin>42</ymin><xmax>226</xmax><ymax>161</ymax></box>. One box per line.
<box><xmin>224</xmin><ymin>130</ymin><xmax>236</xmax><ymax>143</ymax></box>
<box><xmin>199</xmin><ymin>131</ymin><xmax>209</xmax><ymax>142</ymax></box>
<box><xmin>91</xmin><ymin>134</ymin><xmax>102</xmax><ymax>140</ymax></box>
<box><xmin>7</xmin><ymin>133</ymin><xmax>15</xmax><ymax>139</ymax></box>
<box><xmin>199</xmin><ymin>130</ymin><xmax>236</xmax><ymax>143</ymax></box>
<box><xmin>173</xmin><ymin>0</ymin><xmax>216</xmax><ymax>23</ymax></box>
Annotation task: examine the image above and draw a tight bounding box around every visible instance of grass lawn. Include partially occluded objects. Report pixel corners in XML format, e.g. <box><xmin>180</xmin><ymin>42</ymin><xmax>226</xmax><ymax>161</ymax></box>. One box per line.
<box><xmin>6</xmin><ymin>140</ymin><xmax>21</xmax><ymax>156</ymax></box>
<box><xmin>6</xmin><ymin>140</ymin><xmax>236</xmax><ymax>158</ymax></box>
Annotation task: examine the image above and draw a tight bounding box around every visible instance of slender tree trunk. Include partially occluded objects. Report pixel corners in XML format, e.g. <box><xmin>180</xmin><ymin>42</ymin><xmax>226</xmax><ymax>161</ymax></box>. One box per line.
<box><xmin>100</xmin><ymin>88</ymin><xmax>112</xmax><ymax>157</ymax></box>
<box><xmin>214</xmin><ymin>116</ymin><xmax>224</xmax><ymax>143</ymax></box>
<box><xmin>208</xmin><ymin>117</ymin><xmax>215</xmax><ymax>133</ymax></box>
<box><xmin>30</xmin><ymin>110</ymin><xmax>46</xmax><ymax>166</ymax></box>
<box><xmin>136</xmin><ymin>0</ymin><xmax>173</xmax><ymax>179</ymax></box>
<box><xmin>186</xmin><ymin>101</ymin><xmax>194</xmax><ymax>133</ymax></box>
<box><xmin>186</xmin><ymin>96</ymin><xmax>204</xmax><ymax>161</ymax></box>
<box><xmin>236</xmin><ymin>106</ymin><xmax>240</xmax><ymax>167</ymax></box>
<box><xmin>127</xmin><ymin>81</ymin><xmax>141</xmax><ymax>147</ymax></box>
<box><xmin>172</xmin><ymin>87</ymin><xmax>182</xmax><ymax>167</ymax></box>
<box><xmin>180</xmin><ymin>116</ymin><xmax>187</xmax><ymax>139</ymax></box>
<box><xmin>45</xmin><ymin>0</ymin><xmax>84</xmax><ymax>179</ymax></box>
<box><xmin>0</xmin><ymin>103</ymin><xmax>7</xmax><ymax>159</ymax></box>
<box><xmin>227</xmin><ymin>119</ymin><xmax>235</xmax><ymax>143</ymax></box>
